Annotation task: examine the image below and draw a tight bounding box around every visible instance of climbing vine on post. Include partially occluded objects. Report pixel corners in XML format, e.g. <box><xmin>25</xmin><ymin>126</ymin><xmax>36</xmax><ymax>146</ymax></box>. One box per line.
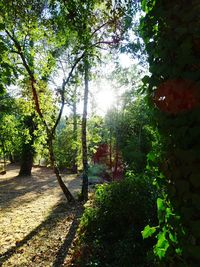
<box><xmin>140</xmin><ymin>0</ymin><xmax>200</xmax><ymax>266</ymax></box>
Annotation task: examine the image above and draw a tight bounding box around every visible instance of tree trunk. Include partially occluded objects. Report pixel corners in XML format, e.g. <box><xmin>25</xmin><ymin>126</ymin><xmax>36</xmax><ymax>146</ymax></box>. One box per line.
<box><xmin>109</xmin><ymin>129</ymin><xmax>112</xmax><ymax>169</ymax></box>
<box><xmin>0</xmin><ymin>139</ymin><xmax>7</xmax><ymax>174</ymax></box>
<box><xmin>113</xmin><ymin>143</ymin><xmax>119</xmax><ymax>180</ymax></box>
<box><xmin>19</xmin><ymin>146</ymin><xmax>34</xmax><ymax>176</ymax></box>
<box><xmin>81</xmin><ymin>56</ymin><xmax>89</xmax><ymax>201</ymax></box>
<box><xmin>72</xmin><ymin>89</ymin><xmax>78</xmax><ymax>174</ymax></box>
<box><xmin>7</xmin><ymin>30</ymin><xmax>75</xmax><ymax>201</ymax></box>
<box><xmin>19</xmin><ymin>115</ymin><xmax>35</xmax><ymax>176</ymax></box>
<box><xmin>9</xmin><ymin>153</ymin><xmax>14</xmax><ymax>164</ymax></box>
<box><xmin>48</xmin><ymin>138</ymin><xmax>75</xmax><ymax>202</ymax></box>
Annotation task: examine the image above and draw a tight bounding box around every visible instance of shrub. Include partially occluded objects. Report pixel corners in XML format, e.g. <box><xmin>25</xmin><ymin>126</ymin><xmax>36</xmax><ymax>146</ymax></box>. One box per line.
<box><xmin>72</xmin><ymin>172</ymin><xmax>158</xmax><ymax>266</ymax></box>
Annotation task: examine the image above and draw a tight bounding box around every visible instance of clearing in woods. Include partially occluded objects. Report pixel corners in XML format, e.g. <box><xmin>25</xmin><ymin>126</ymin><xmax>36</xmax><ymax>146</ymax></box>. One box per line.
<box><xmin>0</xmin><ymin>164</ymin><xmax>83</xmax><ymax>267</ymax></box>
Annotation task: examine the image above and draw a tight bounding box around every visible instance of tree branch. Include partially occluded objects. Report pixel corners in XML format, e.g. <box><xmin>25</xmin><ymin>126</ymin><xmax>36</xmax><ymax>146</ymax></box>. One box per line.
<box><xmin>91</xmin><ymin>21</ymin><xmax>109</xmax><ymax>37</ymax></box>
<box><xmin>51</xmin><ymin>52</ymin><xmax>85</xmax><ymax>135</ymax></box>
<box><xmin>5</xmin><ymin>29</ymin><xmax>50</xmax><ymax>134</ymax></box>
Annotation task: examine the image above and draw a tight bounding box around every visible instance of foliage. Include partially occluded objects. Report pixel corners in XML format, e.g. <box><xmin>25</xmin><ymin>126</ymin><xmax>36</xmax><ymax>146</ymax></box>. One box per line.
<box><xmin>53</xmin><ymin>117</ymin><xmax>82</xmax><ymax>170</ymax></box>
<box><xmin>72</xmin><ymin>172</ymin><xmax>158</xmax><ymax>266</ymax></box>
<box><xmin>119</xmin><ymin>96</ymin><xmax>155</xmax><ymax>173</ymax></box>
<box><xmin>140</xmin><ymin>0</ymin><xmax>200</xmax><ymax>266</ymax></box>
<box><xmin>0</xmin><ymin>114</ymin><xmax>22</xmax><ymax>162</ymax></box>
<box><xmin>0</xmin><ymin>94</ymin><xmax>21</xmax><ymax>162</ymax></box>
<box><xmin>104</xmin><ymin>96</ymin><xmax>155</xmax><ymax>174</ymax></box>
<box><xmin>87</xmin><ymin>116</ymin><xmax>106</xmax><ymax>157</ymax></box>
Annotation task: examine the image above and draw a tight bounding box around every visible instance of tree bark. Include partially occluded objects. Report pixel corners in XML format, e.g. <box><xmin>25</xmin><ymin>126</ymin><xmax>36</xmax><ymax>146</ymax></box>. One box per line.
<box><xmin>113</xmin><ymin>143</ymin><xmax>119</xmax><ymax>180</ymax></box>
<box><xmin>72</xmin><ymin>88</ymin><xmax>78</xmax><ymax>174</ymax></box>
<box><xmin>19</xmin><ymin>115</ymin><xmax>35</xmax><ymax>176</ymax></box>
<box><xmin>109</xmin><ymin>129</ymin><xmax>112</xmax><ymax>169</ymax></box>
<box><xmin>18</xmin><ymin>145</ymin><xmax>34</xmax><ymax>176</ymax></box>
<box><xmin>81</xmin><ymin>56</ymin><xmax>89</xmax><ymax>201</ymax></box>
<box><xmin>0</xmin><ymin>139</ymin><xmax>7</xmax><ymax>174</ymax></box>
<box><xmin>48</xmin><ymin>138</ymin><xmax>75</xmax><ymax>202</ymax></box>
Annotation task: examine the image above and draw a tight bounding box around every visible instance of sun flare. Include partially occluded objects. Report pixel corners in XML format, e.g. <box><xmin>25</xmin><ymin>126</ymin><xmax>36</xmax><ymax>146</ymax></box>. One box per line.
<box><xmin>95</xmin><ymin>86</ymin><xmax>116</xmax><ymax>115</ymax></box>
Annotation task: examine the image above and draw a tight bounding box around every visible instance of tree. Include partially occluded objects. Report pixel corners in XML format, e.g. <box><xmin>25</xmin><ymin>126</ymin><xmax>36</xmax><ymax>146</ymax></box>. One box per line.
<box><xmin>54</xmin><ymin>116</ymin><xmax>82</xmax><ymax>171</ymax></box>
<box><xmin>18</xmin><ymin>114</ymin><xmax>36</xmax><ymax>176</ymax></box>
<box><xmin>117</xmin><ymin>96</ymin><xmax>153</xmax><ymax>173</ymax></box>
<box><xmin>0</xmin><ymin>93</ymin><xmax>22</xmax><ymax>171</ymax></box>
<box><xmin>140</xmin><ymin>0</ymin><xmax>200</xmax><ymax>265</ymax></box>
<box><xmin>0</xmin><ymin>0</ymin><xmax>76</xmax><ymax>201</ymax></box>
<box><xmin>63</xmin><ymin>0</ymin><xmax>136</xmax><ymax>199</ymax></box>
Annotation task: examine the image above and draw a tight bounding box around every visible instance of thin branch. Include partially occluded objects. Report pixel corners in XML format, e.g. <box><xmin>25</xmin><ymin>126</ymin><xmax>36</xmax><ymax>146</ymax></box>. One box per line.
<box><xmin>52</xmin><ymin>52</ymin><xmax>85</xmax><ymax>134</ymax></box>
<box><xmin>63</xmin><ymin>52</ymin><xmax>85</xmax><ymax>89</ymax></box>
<box><xmin>91</xmin><ymin>21</ymin><xmax>110</xmax><ymax>37</ymax></box>
<box><xmin>94</xmin><ymin>45</ymin><xmax>108</xmax><ymax>50</ymax></box>
<box><xmin>5</xmin><ymin>29</ymin><xmax>33</xmax><ymax>78</ymax></box>
<box><xmin>92</xmin><ymin>39</ymin><xmax>120</xmax><ymax>47</ymax></box>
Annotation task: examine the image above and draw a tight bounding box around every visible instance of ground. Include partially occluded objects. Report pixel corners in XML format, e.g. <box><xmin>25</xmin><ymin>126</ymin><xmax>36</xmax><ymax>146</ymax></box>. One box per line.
<box><xmin>0</xmin><ymin>164</ymin><xmax>83</xmax><ymax>267</ymax></box>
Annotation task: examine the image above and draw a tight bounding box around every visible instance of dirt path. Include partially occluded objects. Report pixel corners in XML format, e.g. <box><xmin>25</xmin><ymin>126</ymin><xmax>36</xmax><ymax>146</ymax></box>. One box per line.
<box><xmin>0</xmin><ymin>164</ymin><xmax>83</xmax><ymax>267</ymax></box>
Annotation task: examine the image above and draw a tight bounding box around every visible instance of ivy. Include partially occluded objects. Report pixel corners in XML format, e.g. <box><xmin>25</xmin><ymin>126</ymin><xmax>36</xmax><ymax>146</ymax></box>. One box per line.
<box><xmin>140</xmin><ymin>0</ymin><xmax>200</xmax><ymax>265</ymax></box>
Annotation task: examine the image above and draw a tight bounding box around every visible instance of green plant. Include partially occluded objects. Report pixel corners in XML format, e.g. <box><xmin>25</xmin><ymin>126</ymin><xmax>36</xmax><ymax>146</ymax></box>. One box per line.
<box><xmin>72</xmin><ymin>172</ymin><xmax>158</xmax><ymax>266</ymax></box>
<box><xmin>140</xmin><ymin>1</ymin><xmax>200</xmax><ymax>265</ymax></box>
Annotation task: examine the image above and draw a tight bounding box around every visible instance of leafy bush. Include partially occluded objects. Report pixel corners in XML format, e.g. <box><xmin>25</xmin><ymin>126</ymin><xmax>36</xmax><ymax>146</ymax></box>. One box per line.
<box><xmin>72</xmin><ymin>172</ymin><xmax>158</xmax><ymax>266</ymax></box>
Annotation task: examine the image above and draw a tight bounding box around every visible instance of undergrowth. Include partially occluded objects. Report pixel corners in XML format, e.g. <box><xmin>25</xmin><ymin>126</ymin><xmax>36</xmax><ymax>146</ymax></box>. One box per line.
<box><xmin>71</xmin><ymin>172</ymin><xmax>158</xmax><ymax>266</ymax></box>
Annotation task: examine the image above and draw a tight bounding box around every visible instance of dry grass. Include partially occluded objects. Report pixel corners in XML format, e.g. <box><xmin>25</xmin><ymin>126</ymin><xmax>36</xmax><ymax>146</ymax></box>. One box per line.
<box><xmin>0</xmin><ymin>164</ymin><xmax>83</xmax><ymax>267</ymax></box>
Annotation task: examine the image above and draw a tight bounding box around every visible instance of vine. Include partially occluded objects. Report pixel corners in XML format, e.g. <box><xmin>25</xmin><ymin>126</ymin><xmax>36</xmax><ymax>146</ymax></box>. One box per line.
<box><xmin>140</xmin><ymin>0</ymin><xmax>200</xmax><ymax>266</ymax></box>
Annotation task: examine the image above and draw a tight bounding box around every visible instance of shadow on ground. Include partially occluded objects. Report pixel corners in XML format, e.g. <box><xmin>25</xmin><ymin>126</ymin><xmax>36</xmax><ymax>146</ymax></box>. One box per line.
<box><xmin>0</xmin><ymin>164</ymin><xmax>81</xmax><ymax>209</ymax></box>
<box><xmin>0</xmin><ymin>201</ymin><xmax>83</xmax><ymax>266</ymax></box>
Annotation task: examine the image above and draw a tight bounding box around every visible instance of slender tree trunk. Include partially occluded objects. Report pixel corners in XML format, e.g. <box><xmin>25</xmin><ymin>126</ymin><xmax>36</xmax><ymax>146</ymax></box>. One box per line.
<box><xmin>113</xmin><ymin>143</ymin><xmax>119</xmax><ymax>180</ymax></box>
<box><xmin>9</xmin><ymin>153</ymin><xmax>14</xmax><ymax>163</ymax></box>
<box><xmin>72</xmin><ymin>89</ymin><xmax>78</xmax><ymax>174</ymax></box>
<box><xmin>109</xmin><ymin>129</ymin><xmax>112</xmax><ymax>169</ymax></box>
<box><xmin>0</xmin><ymin>140</ymin><xmax>6</xmax><ymax>174</ymax></box>
<box><xmin>48</xmin><ymin>137</ymin><xmax>75</xmax><ymax>202</ymax></box>
<box><xmin>30</xmin><ymin>78</ymin><xmax>75</xmax><ymax>202</ymax></box>
<box><xmin>81</xmin><ymin>56</ymin><xmax>89</xmax><ymax>201</ymax></box>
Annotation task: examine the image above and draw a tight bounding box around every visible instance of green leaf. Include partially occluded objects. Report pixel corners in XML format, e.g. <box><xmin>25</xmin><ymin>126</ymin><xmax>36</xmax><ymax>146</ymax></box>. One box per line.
<box><xmin>147</xmin><ymin>151</ymin><xmax>156</xmax><ymax>162</ymax></box>
<box><xmin>154</xmin><ymin>231</ymin><xmax>169</xmax><ymax>259</ymax></box>
<box><xmin>157</xmin><ymin>198</ymin><xmax>166</xmax><ymax>223</ymax></box>
<box><xmin>141</xmin><ymin>225</ymin><xmax>157</xmax><ymax>239</ymax></box>
<box><xmin>169</xmin><ymin>232</ymin><xmax>177</xmax><ymax>243</ymax></box>
<box><xmin>141</xmin><ymin>0</ymin><xmax>147</xmax><ymax>11</ymax></box>
<box><xmin>157</xmin><ymin>198</ymin><xmax>165</xmax><ymax>211</ymax></box>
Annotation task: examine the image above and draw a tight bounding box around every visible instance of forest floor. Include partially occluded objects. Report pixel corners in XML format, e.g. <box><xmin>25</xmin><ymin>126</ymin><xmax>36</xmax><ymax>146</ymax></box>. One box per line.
<box><xmin>0</xmin><ymin>164</ymin><xmax>84</xmax><ymax>267</ymax></box>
